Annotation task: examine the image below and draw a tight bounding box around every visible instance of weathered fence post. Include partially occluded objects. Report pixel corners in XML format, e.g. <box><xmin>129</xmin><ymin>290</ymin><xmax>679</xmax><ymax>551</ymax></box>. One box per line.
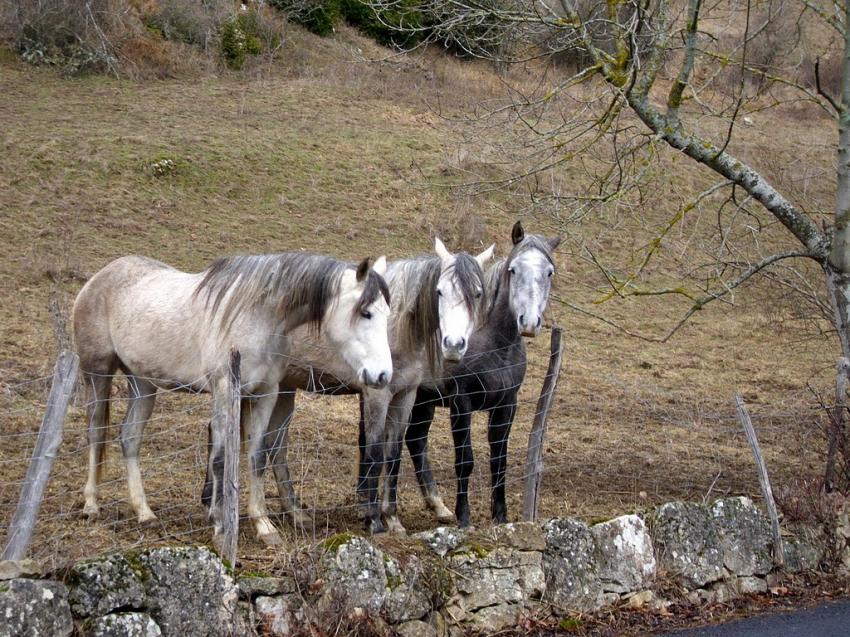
<box><xmin>523</xmin><ymin>326</ymin><xmax>564</xmax><ymax>522</ymax></box>
<box><xmin>734</xmin><ymin>393</ymin><xmax>785</xmax><ymax>567</ymax></box>
<box><xmin>2</xmin><ymin>350</ymin><xmax>79</xmax><ymax>561</ymax></box>
<box><xmin>221</xmin><ymin>348</ymin><xmax>241</xmax><ymax>566</ymax></box>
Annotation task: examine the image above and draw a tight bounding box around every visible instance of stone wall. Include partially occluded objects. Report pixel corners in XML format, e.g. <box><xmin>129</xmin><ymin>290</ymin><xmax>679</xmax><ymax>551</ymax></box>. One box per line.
<box><xmin>0</xmin><ymin>497</ymin><xmax>829</xmax><ymax>637</ymax></box>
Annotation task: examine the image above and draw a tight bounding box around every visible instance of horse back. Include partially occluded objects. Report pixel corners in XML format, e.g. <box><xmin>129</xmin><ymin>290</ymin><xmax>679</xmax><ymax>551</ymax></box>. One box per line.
<box><xmin>73</xmin><ymin>256</ymin><xmax>179</xmax><ymax>369</ymax></box>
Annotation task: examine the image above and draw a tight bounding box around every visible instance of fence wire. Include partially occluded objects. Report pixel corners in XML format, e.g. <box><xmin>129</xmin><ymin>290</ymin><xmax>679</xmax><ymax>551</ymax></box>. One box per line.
<box><xmin>0</xmin><ymin>334</ymin><xmax>829</xmax><ymax>571</ymax></box>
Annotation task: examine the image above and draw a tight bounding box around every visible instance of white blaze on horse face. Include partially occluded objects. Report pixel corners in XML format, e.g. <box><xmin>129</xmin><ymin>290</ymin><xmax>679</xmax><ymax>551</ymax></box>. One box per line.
<box><xmin>510</xmin><ymin>248</ymin><xmax>554</xmax><ymax>337</ymax></box>
<box><xmin>324</xmin><ymin>265</ymin><xmax>392</xmax><ymax>388</ymax></box>
<box><xmin>434</xmin><ymin>239</ymin><xmax>491</xmax><ymax>362</ymax></box>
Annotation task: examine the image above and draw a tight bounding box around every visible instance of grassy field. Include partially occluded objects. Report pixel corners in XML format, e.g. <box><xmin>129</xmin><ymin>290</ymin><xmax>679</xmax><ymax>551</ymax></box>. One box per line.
<box><xmin>0</xmin><ymin>24</ymin><xmax>839</xmax><ymax>568</ymax></box>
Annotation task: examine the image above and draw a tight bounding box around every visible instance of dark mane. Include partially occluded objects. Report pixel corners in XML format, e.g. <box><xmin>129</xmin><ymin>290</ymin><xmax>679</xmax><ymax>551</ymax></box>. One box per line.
<box><xmin>389</xmin><ymin>252</ymin><xmax>485</xmax><ymax>371</ymax></box>
<box><xmin>195</xmin><ymin>253</ymin><xmax>370</xmax><ymax>332</ymax></box>
<box><xmin>355</xmin><ymin>268</ymin><xmax>391</xmax><ymax>320</ymax></box>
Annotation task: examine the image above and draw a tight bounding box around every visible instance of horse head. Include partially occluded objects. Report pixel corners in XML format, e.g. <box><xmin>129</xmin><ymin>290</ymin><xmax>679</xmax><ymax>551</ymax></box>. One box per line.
<box><xmin>324</xmin><ymin>256</ymin><xmax>393</xmax><ymax>388</ymax></box>
<box><xmin>505</xmin><ymin>221</ymin><xmax>562</xmax><ymax>337</ymax></box>
<box><xmin>434</xmin><ymin>238</ymin><xmax>494</xmax><ymax>361</ymax></box>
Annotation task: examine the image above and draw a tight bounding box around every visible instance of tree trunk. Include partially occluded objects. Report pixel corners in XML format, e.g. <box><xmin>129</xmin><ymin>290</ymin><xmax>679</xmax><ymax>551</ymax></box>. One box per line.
<box><xmin>830</xmin><ymin>0</ymin><xmax>850</xmax><ymax>363</ymax></box>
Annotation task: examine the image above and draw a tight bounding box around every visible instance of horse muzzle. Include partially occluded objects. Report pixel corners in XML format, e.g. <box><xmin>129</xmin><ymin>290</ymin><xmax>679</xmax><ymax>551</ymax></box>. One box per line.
<box><xmin>361</xmin><ymin>368</ymin><xmax>391</xmax><ymax>389</ymax></box>
<box><xmin>519</xmin><ymin>314</ymin><xmax>543</xmax><ymax>337</ymax></box>
<box><xmin>442</xmin><ymin>335</ymin><xmax>467</xmax><ymax>362</ymax></box>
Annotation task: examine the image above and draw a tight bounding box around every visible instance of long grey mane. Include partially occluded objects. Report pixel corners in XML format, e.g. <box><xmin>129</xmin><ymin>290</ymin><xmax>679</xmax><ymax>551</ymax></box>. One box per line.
<box><xmin>195</xmin><ymin>253</ymin><xmax>388</xmax><ymax>332</ymax></box>
<box><xmin>388</xmin><ymin>252</ymin><xmax>485</xmax><ymax>369</ymax></box>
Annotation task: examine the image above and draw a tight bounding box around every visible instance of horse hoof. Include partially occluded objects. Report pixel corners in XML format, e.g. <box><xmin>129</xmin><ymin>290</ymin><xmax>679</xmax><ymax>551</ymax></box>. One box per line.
<box><xmin>436</xmin><ymin>511</ymin><xmax>457</xmax><ymax>525</ymax></box>
<box><xmin>138</xmin><ymin>511</ymin><xmax>158</xmax><ymax>525</ymax></box>
<box><xmin>82</xmin><ymin>504</ymin><xmax>100</xmax><ymax>519</ymax></box>
<box><xmin>366</xmin><ymin>519</ymin><xmax>386</xmax><ymax>535</ymax></box>
<box><xmin>259</xmin><ymin>530</ymin><xmax>283</xmax><ymax>547</ymax></box>
<box><xmin>385</xmin><ymin>517</ymin><xmax>407</xmax><ymax>536</ymax></box>
<box><xmin>290</xmin><ymin>511</ymin><xmax>314</xmax><ymax>532</ymax></box>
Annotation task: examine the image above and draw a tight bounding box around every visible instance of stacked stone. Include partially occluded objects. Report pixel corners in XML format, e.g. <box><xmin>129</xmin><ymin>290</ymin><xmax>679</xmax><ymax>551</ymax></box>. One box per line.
<box><xmin>0</xmin><ymin>497</ymin><xmax>828</xmax><ymax>636</ymax></box>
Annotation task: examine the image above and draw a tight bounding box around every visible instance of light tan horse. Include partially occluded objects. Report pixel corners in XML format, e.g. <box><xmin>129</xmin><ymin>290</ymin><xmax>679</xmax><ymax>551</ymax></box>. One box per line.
<box><xmin>73</xmin><ymin>252</ymin><xmax>392</xmax><ymax>547</ymax></box>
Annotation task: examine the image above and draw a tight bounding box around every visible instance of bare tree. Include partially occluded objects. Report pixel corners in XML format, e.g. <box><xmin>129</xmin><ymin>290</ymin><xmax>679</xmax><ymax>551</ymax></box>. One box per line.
<box><xmin>366</xmin><ymin>0</ymin><xmax>850</xmax><ymax>484</ymax></box>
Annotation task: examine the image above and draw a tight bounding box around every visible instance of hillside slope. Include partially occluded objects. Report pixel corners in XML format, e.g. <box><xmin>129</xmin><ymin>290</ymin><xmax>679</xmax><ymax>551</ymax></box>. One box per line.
<box><xmin>0</xmin><ymin>27</ymin><xmax>837</xmax><ymax>563</ymax></box>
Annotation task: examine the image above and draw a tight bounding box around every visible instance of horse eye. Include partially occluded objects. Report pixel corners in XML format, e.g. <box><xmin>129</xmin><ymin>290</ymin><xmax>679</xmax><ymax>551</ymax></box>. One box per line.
<box><xmin>437</xmin><ymin>289</ymin><xmax>443</xmax><ymax>297</ymax></box>
<box><xmin>360</xmin><ymin>310</ymin><xmax>372</xmax><ymax>320</ymax></box>
<box><xmin>474</xmin><ymin>289</ymin><xmax>482</xmax><ymax>299</ymax></box>
<box><xmin>508</xmin><ymin>267</ymin><xmax>515</xmax><ymax>275</ymax></box>
<box><xmin>547</xmin><ymin>270</ymin><xmax>554</xmax><ymax>278</ymax></box>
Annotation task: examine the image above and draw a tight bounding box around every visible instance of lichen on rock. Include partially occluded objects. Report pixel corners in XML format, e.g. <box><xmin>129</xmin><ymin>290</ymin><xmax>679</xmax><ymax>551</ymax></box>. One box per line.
<box><xmin>653</xmin><ymin>502</ymin><xmax>723</xmax><ymax>588</ymax></box>
<box><xmin>68</xmin><ymin>553</ymin><xmax>145</xmax><ymax>618</ymax></box>
<box><xmin>542</xmin><ymin>517</ymin><xmax>603</xmax><ymax>612</ymax></box>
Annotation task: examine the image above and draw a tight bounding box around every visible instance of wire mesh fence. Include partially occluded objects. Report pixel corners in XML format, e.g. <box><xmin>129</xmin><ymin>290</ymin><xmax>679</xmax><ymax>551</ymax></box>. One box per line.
<box><xmin>0</xmin><ymin>329</ymin><xmax>830</xmax><ymax>571</ymax></box>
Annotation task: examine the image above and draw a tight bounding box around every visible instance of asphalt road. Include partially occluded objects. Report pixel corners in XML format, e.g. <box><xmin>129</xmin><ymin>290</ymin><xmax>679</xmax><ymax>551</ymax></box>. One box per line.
<box><xmin>662</xmin><ymin>599</ymin><xmax>850</xmax><ymax>636</ymax></box>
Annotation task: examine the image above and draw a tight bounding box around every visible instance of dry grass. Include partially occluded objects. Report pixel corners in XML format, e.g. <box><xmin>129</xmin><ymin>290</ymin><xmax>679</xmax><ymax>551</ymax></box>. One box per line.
<box><xmin>0</xmin><ymin>25</ymin><xmax>839</xmax><ymax>571</ymax></box>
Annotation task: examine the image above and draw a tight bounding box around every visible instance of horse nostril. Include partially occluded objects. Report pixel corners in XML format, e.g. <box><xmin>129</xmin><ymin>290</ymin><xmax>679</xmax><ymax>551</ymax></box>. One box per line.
<box><xmin>378</xmin><ymin>371</ymin><xmax>387</xmax><ymax>385</ymax></box>
<box><xmin>519</xmin><ymin>314</ymin><xmax>525</xmax><ymax>325</ymax></box>
<box><xmin>536</xmin><ymin>316</ymin><xmax>542</xmax><ymax>328</ymax></box>
<box><xmin>459</xmin><ymin>337</ymin><xmax>466</xmax><ymax>350</ymax></box>
<box><xmin>443</xmin><ymin>335</ymin><xmax>450</xmax><ymax>348</ymax></box>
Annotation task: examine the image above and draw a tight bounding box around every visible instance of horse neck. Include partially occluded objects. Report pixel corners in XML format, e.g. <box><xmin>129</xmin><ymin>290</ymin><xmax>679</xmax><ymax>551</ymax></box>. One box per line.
<box><xmin>386</xmin><ymin>256</ymin><xmax>441</xmax><ymax>368</ymax></box>
<box><xmin>486</xmin><ymin>269</ymin><xmax>520</xmax><ymax>344</ymax></box>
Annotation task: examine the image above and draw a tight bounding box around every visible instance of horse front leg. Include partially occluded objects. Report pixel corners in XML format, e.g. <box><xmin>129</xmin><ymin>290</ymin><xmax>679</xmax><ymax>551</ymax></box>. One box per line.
<box><xmin>119</xmin><ymin>376</ymin><xmax>158</xmax><ymax>524</ymax></box>
<box><xmin>451</xmin><ymin>404</ymin><xmax>474</xmax><ymax>528</ymax></box>
<box><xmin>244</xmin><ymin>391</ymin><xmax>283</xmax><ymax>546</ymax></box>
<box><xmin>267</xmin><ymin>389</ymin><xmax>312</xmax><ymax>529</ymax></box>
<box><xmin>487</xmin><ymin>402</ymin><xmax>516</xmax><ymax>524</ymax></box>
<box><xmin>382</xmin><ymin>388</ymin><xmax>417</xmax><ymax>535</ymax></box>
<box><xmin>359</xmin><ymin>387</ymin><xmax>389</xmax><ymax>534</ymax></box>
<box><xmin>207</xmin><ymin>377</ymin><xmax>230</xmax><ymax>550</ymax></box>
<box><xmin>83</xmin><ymin>371</ymin><xmax>114</xmax><ymax>518</ymax></box>
<box><xmin>407</xmin><ymin>395</ymin><xmax>455</xmax><ymax>525</ymax></box>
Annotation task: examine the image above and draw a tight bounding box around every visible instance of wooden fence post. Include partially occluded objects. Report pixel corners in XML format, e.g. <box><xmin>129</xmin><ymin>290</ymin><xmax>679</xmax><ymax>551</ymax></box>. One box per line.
<box><xmin>734</xmin><ymin>393</ymin><xmax>785</xmax><ymax>567</ymax></box>
<box><xmin>523</xmin><ymin>327</ymin><xmax>565</xmax><ymax>522</ymax></box>
<box><xmin>2</xmin><ymin>350</ymin><xmax>79</xmax><ymax>561</ymax></box>
<box><xmin>221</xmin><ymin>349</ymin><xmax>241</xmax><ymax>566</ymax></box>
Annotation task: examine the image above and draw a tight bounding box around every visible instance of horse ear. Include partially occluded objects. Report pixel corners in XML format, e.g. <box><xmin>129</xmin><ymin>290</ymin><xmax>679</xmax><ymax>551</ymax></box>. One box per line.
<box><xmin>547</xmin><ymin>235</ymin><xmax>562</xmax><ymax>251</ymax></box>
<box><xmin>475</xmin><ymin>243</ymin><xmax>495</xmax><ymax>268</ymax></box>
<box><xmin>355</xmin><ymin>257</ymin><xmax>370</xmax><ymax>282</ymax></box>
<box><xmin>511</xmin><ymin>220</ymin><xmax>524</xmax><ymax>245</ymax></box>
<box><xmin>435</xmin><ymin>237</ymin><xmax>452</xmax><ymax>261</ymax></box>
<box><xmin>372</xmin><ymin>255</ymin><xmax>387</xmax><ymax>277</ymax></box>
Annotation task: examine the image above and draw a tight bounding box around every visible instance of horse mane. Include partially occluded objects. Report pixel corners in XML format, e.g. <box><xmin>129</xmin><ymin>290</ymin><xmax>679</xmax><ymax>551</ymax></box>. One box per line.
<box><xmin>484</xmin><ymin>258</ymin><xmax>507</xmax><ymax>314</ymax></box>
<box><xmin>194</xmin><ymin>253</ymin><xmax>388</xmax><ymax>332</ymax></box>
<box><xmin>389</xmin><ymin>252</ymin><xmax>485</xmax><ymax>370</ymax></box>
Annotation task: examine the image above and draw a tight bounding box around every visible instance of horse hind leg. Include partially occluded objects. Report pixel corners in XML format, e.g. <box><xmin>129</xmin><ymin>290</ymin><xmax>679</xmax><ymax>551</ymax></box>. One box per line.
<box><xmin>244</xmin><ymin>393</ymin><xmax>283</xmax><ymax>546</ymax></box>
<box><xmin>120</xmin><ymin>375</ymin><xmax>158</xmax><ymax>523</ymax></box>
<box><xmin>83</xmin><ymin>371</ymin><xmax>114</xmax><ymax>518</ymax></box>
<box><xmin>407</xmin><ymin>398</ymin><xmax>455</xmax><ymax>525</ymax></box>
<box><xmin>267</xmin><ymin>391</ymin><xmax>313</xmax><ymax>530</ymax></box>
<box><xmin>382</xmin><ymin>389</ymin><xmax>418</xmax><ymax>536</ymax></box>
<box><xmin>487</xmin><ymin>403</ymin><xmax>516</xmax><ymax>524</ymax></box>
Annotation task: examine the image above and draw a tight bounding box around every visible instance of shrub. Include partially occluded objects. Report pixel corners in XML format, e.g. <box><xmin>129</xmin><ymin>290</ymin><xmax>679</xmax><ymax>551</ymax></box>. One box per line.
<box><xmin>338</xmin><ymin>0</ymin><xmax>421</xmax><ymax>48</ymax></box>
<box><xmin>141</xmin><ymin>0</ymin><xmax>227</xmax><ymax>49</ymax></box>
<box><xmin>219</xmin><ymin>11</ymin><xmax>280</xmax><ymax>69</ymax></box>
<box><xmin>269</xmin><ymin>0</ymin><xmax>341</xmax><ymax>37</ymax></box>
<box><xmin>5</xmin><ymin>0</ymin><xmax>121</xmax><ymax>75</ymax></box>
<box><xmin>420</xmin><ymin>0</ymin><xmax>518</xmax><ymax>59</ymax></box>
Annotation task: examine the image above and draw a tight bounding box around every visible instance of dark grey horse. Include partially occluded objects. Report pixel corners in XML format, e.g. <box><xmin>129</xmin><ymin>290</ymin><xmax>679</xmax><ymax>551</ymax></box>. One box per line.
<box><xmin>370</xmin><ymin>221</ymin><xmax>561</xmax><ymax>528</ymax></box>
